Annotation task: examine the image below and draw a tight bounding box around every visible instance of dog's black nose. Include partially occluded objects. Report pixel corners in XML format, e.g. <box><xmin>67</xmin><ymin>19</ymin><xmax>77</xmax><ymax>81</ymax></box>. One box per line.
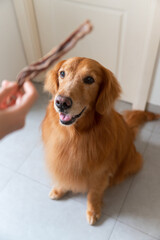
<box><xmin>55</xmin><ymin>95</ymin><xmax>72</xmax><ymax>111</ymax></box>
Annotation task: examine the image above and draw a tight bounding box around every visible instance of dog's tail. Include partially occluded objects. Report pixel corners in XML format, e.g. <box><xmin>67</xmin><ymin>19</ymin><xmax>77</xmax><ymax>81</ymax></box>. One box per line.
<box><xmin>123</xmin><ymin>110</ymin><xmax>160</xmax><ymax>140</ymax></box>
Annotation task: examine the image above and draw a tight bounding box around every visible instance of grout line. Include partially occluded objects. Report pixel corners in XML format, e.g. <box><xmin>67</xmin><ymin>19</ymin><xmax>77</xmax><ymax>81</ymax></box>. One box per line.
<box><xmin>0</xmin><ymin>164</ymin><xmax>16</xmax><ymax>193</ymax></box>
<box><xmin>15</xmin><ymin>141</ymin><xmax>39</xmax><ymax>173</ymax></box>
<box><xmin>115</xmin><ymin>127</ymin><xmax>160</xmax><ymax>240</ymax></box>
<box><xmin>151</xmin><ymin>122</ymin><xmax>157</xmax><ymax>134</ymax></box>
<box><xmin>0</xmin><ymin>162</ymin><xmax>15</xmax><ymax>171</ymax></box>
<box><xmin>0</xmin><ymin>161</ymin><xmax>18</xmax><ymax>172</ymax></box>
<box><xmin>116</xmin><ymin>176</ymin><xmax>135</xmax><ymax>220</ymax></box>
<box><xmin>16</xmin><ymin>171</ymin><xmax>51</xmax><ymax>189</ymax></box>
<box><xmin>0</xmin><ymin>170</ymin><xmax>50</xmax><ymax>195</ymax></box>
<box><xmin>142</xmin><ymin>130</ymin><xmax>154</xmax><ymax>156</ymax></box>
<box><xmin>116</xmin><ymin>129</ymin><xmax>153</xmax><ymax>221</ymax></box>
<box><xmin>107</xmin><ymin>219</ymin><xmax>117</xmax><ymax>240</ymax></box>
<box><xmin>117</xmin><ymin>219</ymin><xmax>160</xmax><ymax>240</ymax></box>
<box><xmin>0</xmin><ymin>171</ymin><xmax>17</xmax><ymax>194</ymax></box>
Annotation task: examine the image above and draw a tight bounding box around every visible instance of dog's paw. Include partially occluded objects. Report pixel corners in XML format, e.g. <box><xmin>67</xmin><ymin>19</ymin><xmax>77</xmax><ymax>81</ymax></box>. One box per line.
<box><xmin>49</xmin><ymin>188</ymin><xmax>65</xmax><ymax>200</ymax></box>
<box><xmin>86</xmin><ymin>210</ymin><xmax>101</xmax><ymax>225</ymax></box>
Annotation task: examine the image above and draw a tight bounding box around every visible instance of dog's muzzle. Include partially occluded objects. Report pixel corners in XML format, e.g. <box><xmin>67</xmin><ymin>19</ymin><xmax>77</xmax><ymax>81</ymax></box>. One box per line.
<box><xmin>59</xmin><ymin>107</ymin><xmax>86</xmax><ymax>125</ymax></box>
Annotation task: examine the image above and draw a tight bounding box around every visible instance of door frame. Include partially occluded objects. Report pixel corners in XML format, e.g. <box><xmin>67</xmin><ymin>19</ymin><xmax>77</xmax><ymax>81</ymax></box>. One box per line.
<box><xmin>132</xmin><ymin>0</ymin><xmax>160</xmax><ymax>110</ymax></box>
<box><xmin>13</xmin><ymin>0</ymin><xmax>42</xmax><ymax>64</ymax></box>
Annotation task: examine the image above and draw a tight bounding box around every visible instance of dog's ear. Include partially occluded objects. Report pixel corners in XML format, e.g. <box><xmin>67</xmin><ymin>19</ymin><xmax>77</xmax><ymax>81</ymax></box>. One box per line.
<box><xmin>96</xmin><ymin>67</ymin><xmax>121</xmax><ymax>115</ymax></box>
<box><xmin>44</xmin><ymin>60</ymin><xmax>66</xmax><ymax>95</ymax></box>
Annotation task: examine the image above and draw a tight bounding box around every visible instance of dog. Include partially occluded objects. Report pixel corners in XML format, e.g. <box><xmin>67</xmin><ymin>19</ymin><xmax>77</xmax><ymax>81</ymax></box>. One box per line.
<box><xmin>42</xmin><ymin>57</ymin><xmax>160</xmax><ymax>225</ymax></box>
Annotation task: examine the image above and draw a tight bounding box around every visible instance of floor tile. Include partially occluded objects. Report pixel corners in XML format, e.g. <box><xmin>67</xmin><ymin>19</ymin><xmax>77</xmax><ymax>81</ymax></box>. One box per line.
<box><xmin>144</xmin><ymin>146</ymin><xmax>160</xmax><ymax>168</ymax></box>
<box><xmin>71</xmin><ymin>177</ymin><xmax>133</xmax><ymax>219</ymax></box>
<box><xmin>0</xmin><ymin>164</ymin><xmax>14</xmax><ymax>192</ymax></box>
<box><xmin>35</xmin><ymin>82</ymin><xmax>51</xmax><ymax>105</ymax></box>
<box><xmin>140</xmin><ymin>121</ymin><xmax>156</xmax><ymax>133</ymax></box>
<box><xmin>115</xmin><ymin>100</ymin><xmax>131</xmax><ymax>113</ymax></box>
<box><xmin>134</xmin><ymin>129</ymin><xmax>152</xmax><ymax>155</ymax></box>
<box><xmin>18</xmin><ymin>142</ymin><xmax>51</xmax><ymax>187</ymax></box>
<box><xmin>110</xmin><ymin>221</ymin><xmax>156</xmax><ymax>240</ymax></box>
<box><xmin>144</xmin><ymin>133</ymin><xmax>160</xmax><ymax>168</ymax></box>
<box><xmin>0</xmin><ymin>174</ymin><xmax>115</xmax><ymax>240</ymax></box>
<box><xmin>153</xmin><ymin>120</ymin><xmax>160</xmax><ymax>134</ymax></box>
<box><xmin>26</xmin><ymin>99</ymin><xmax>47</xmax><ymax>127</ymax></box>
<box><xmin>144</xmin><ymin>101</ymin><xmax>160</xmax><ymax>132</ymax></box>
<box><xmin>118</xmin><ymin>161</ymin><xmax>160</xmax><ymax>239</ymax></box>
<box><xmin>103</xmin><ymin>178</ymin><xmax>133</xmax><ymax>218</ymax></box>
<box><xmin>26</xmin><ymin>83</ymin><xmax>50</xmax><ymax>126</ymax></box>
<box><xmin>0</xmin><ymin>122</ymin><xmax>39</xmax><ymax>170</ymax></box>
<box><xmin>147</xmin><ymin>132</ymin><xmax>160</xmax><ymax>150</ymax></box>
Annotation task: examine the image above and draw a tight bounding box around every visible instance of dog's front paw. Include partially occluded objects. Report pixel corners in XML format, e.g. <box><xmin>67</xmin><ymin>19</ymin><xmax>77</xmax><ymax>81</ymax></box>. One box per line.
<box><xmin>49</xmin><ymin>188</ymin><xmax>66</xmax><ymax>200</ymax></box>
<box><xmin>86</xmin><ymin>210</ymin><xmax>101</xmax><ymax>225</ymax></box>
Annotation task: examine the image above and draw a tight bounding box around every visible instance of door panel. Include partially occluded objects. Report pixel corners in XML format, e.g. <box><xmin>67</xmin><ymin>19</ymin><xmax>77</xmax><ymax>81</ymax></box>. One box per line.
<box><xmin>33</xmin><ymin>0</ymin><xmax>160</xmax><ymax>107</ymax></box>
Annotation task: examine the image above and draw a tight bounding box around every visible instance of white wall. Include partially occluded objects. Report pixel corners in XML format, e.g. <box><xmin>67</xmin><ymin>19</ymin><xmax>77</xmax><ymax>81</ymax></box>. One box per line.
<box><xmin>148</xmin><ymin>42</ymin><xmax>160</xmax><ymax>106</ymax></box>
<box><xmin>0</xmin><ymin>0</ymin><xmax>26</xmax><ymax>83</ymax></box>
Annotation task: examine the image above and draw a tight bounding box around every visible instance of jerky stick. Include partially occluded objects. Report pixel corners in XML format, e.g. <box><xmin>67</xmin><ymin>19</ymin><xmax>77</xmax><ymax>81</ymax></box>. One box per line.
<box><xmin>17</xmin><ymin>20</ymin><xmax>93</xmax><ymax>88</ymax></box>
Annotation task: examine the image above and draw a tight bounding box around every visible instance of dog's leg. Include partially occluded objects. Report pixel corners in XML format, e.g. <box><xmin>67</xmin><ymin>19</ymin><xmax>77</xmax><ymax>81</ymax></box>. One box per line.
<box><xmin>87</xmin><ymin>176</ymin><xmax>109</xmax><ymax>225</ymax></box>
<box><xmin>49</xmin><ymin>187</ymin><xmax>67</xmax><ymax>200</ymax></box>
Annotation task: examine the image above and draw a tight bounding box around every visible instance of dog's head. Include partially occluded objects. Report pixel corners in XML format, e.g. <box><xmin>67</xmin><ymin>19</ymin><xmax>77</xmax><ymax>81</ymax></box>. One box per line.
<box><xmin>44</xmin><ymin>57</ymin><xmax>121</xmax><ymax>126</ymax></box>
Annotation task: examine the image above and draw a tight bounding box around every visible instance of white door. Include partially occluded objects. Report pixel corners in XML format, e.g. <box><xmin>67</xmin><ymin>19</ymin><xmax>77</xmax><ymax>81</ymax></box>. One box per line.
<box><xmin>13</xmin><ymin>0</ymin><xmax>160</xmax><ymax>110</ymax></box>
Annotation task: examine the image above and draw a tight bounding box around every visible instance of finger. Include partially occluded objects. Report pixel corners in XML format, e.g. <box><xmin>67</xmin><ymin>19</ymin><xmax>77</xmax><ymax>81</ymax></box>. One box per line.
<box><xmin>0</xmin><ymin>82</ymin><xmax>18</xmax><ymax>102</ymax></box>
<box><xmin>0</xmin><ymin>96</ymin><xmax>17</xmax><ymax>109</ymax></box>
<box><xmin>22</xmin><ymin>81</ymin><xmax>38</xmax><ymax>109</ymax></box>
<box><xmin>4</xmin><ymin>80</ymin><xmax>38</xmax><ymax>114</ymax></box>
<box><xmin>1</xmin><ymin>80</ymin><xmax>17</xmax><ymax>89</ymax></box>
<box><xmin>15</xmin><ymin>93</ymin><xmax>23</xmax><ymax>105</ymax></box>
<box><xmin>15</xmin><ymin>81</ymin><xmax>38</xmax><ymax>114</ymax></box>
<box><xmin>0</xmin><ymin>85</ymin><xmax>23</xmax><ymax>110</ymax></box>
<box><xmin>23</xmin><ymin>80</ymin><xmax>37</xmax><ymax>95</ymax></box>
<box><xmin>0</xmin><ymin>102</ymin><xmax>8</xmax><ymax>110</ymax></box>
<box><xmin>1</xmin><ymin>80</ymin><xmax>9</xmax><ymax>88</ymax></box>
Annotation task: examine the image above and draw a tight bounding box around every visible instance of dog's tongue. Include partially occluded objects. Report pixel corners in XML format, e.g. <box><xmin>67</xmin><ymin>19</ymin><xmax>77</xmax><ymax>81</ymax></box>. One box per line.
<box><xmin>59</xmin><ymin>113</ymin><xmax>72</xmax><ymax>122</ymax></box>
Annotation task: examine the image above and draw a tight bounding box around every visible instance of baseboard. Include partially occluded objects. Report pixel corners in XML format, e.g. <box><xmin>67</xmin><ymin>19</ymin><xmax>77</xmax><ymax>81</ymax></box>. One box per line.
<box><xmin>146</xmin><ymin>102</ymin><xmax>160</xmax><ymax>114</ymax></box>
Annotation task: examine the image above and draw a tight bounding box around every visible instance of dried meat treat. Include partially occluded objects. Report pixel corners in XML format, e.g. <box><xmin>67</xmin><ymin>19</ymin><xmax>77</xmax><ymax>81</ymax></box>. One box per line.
<box><xmin>17</xmin><ymin>20</ymin><xmax>93</xmax><ymax>88</ymax></box>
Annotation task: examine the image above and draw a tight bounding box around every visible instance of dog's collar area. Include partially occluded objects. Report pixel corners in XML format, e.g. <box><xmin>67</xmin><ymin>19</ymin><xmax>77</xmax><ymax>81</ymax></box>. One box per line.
<box><xmin>59</xmin><ymin>107</ymin><xmax>86</xmax><ymax>125</ymax></box>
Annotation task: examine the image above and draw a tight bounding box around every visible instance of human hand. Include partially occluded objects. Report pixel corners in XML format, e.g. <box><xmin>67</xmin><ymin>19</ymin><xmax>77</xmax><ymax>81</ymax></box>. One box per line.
<box><xmin>0</xmin><ymin>81</ymin><xmax>18</xmax><ymax>109</ymax></box>
<box><xmin>0</xmin><ymin>80</ymin><xmax>38</xmax><ymax>139</ymax></box>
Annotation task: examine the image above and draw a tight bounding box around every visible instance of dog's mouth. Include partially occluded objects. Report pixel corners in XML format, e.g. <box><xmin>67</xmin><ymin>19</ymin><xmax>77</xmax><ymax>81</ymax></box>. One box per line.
<box><xmin>59</xmin><ymin>107</ymin><xmax>86</xmax><ymax>125</ymax></box>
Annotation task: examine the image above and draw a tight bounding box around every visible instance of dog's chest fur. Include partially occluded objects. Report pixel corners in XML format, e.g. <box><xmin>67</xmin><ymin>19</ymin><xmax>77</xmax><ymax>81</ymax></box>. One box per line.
<box><xmin>43</xmin><ymin>119</ymin><xmax>114</xmax><ymax>192</ymax></box>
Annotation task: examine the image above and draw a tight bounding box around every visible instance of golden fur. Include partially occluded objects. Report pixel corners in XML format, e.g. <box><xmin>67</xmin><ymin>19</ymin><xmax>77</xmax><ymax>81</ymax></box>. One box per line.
<box><xmin>42</xmin><ymin>57</ymin><xmax>160</xmax><ymax>225</ymax></box>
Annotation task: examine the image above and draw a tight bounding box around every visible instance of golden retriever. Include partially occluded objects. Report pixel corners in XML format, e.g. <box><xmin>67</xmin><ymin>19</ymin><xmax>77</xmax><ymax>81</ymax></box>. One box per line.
<box><xmin>42</xmin><ymin>57</ymin><xmax>159</xmax><ymax>225</ymax></box>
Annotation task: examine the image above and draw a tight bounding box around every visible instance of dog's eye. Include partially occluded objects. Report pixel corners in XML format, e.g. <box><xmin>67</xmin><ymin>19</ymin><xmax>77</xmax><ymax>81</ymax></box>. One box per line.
<box><xmin>83</xmin><ymin>76</ymin><xmax>95</xmax><ymax>84</ymax></box>
<box><xmin>60</xmin><ymin>71</ymin><xmax>65</xmax><ymax>78</ymax></box>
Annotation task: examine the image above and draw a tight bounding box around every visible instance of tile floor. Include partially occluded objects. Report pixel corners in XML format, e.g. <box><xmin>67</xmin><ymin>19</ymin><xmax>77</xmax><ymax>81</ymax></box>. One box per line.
<box><xmin>0</xmin><ymin>83</ymin><xmax>160</xmax><ymax>240</ymax></box>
